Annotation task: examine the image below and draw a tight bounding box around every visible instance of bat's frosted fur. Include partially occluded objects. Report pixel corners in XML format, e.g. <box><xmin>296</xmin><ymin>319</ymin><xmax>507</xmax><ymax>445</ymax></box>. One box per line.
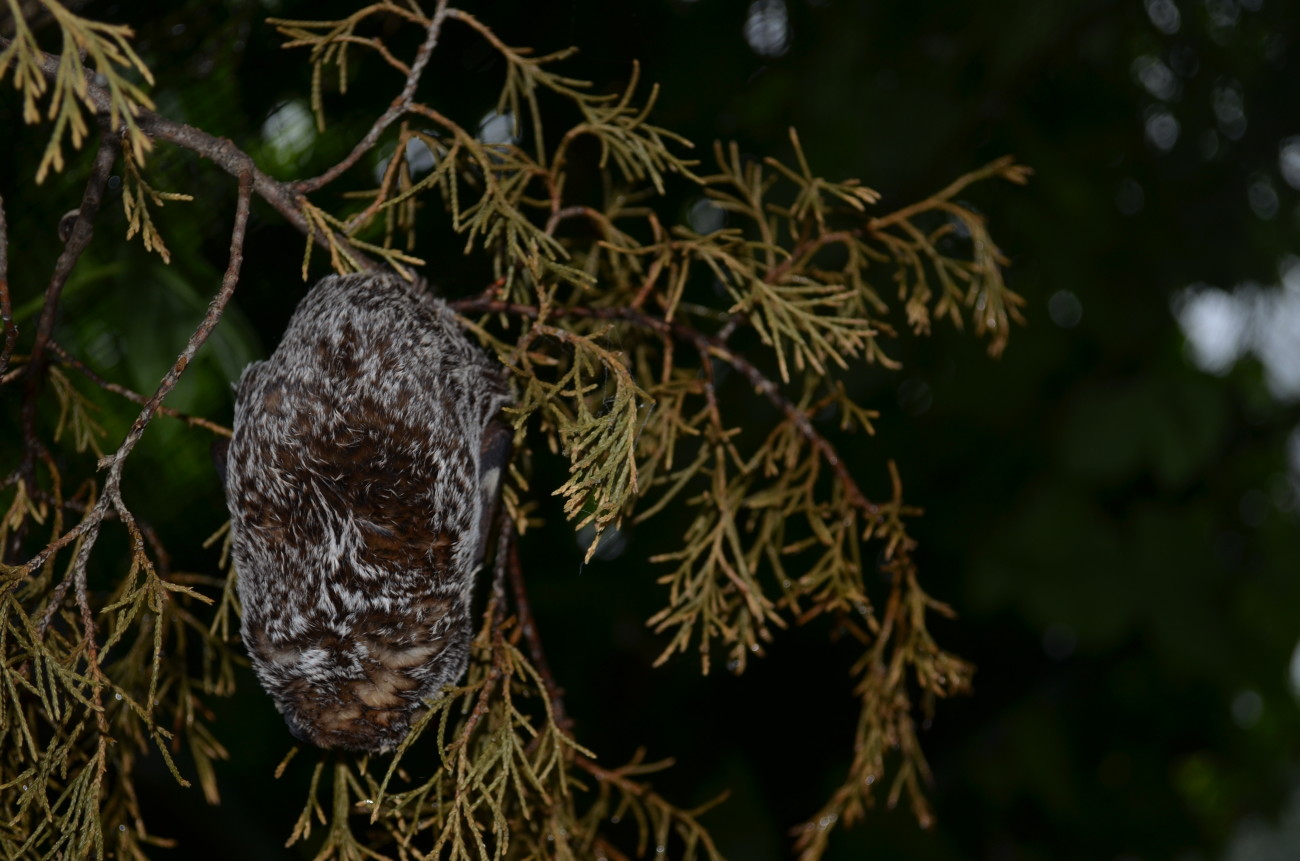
<box><xmin>225</xmin><ymin>274</ymin><xmax>509</xmax><ymax>752</ymax></box>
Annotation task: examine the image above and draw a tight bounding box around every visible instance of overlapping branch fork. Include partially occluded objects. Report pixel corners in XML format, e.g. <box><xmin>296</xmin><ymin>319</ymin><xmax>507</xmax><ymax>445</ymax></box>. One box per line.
<box><xmin>0</xmin><ymin>0</ymin><xmax>1027</xmax><ymax>858</ymax></box>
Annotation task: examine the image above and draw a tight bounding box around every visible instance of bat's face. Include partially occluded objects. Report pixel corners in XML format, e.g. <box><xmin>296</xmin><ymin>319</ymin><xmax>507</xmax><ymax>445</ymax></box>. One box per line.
<box><xmin>244</xmin><ymin>600</ymin><xmax>472</xmax><ymax>752</ymax></box>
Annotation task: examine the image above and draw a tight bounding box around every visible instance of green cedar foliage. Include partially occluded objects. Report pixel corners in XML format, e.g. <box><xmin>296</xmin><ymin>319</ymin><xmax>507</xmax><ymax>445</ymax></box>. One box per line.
<box><xmin>0</xmin><ymin>1</ymin><xmax>1027</xmax><ymax>858</ymax></box>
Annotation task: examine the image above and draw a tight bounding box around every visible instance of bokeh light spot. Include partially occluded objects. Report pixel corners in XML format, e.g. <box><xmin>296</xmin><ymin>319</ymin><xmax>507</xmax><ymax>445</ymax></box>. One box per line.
<box><xmin>1048</xmin><ymin>290</ymin><xmax>1084</xmax><ymax>328</ymax></box>
<box><xmin>743</xmin><ymin>0</ymin><xmax>790</xmax><ymax>58</ymax></box>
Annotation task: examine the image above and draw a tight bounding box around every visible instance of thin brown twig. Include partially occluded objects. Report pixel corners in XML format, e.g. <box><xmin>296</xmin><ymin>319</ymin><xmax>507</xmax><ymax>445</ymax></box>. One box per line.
<box><xmin>763</xmin><ymin>157</ymin><xmax>1022</xmax><ymax>291</ymax></box>
<box><xmin>700</xmin><ymin>338</ymin><xmax>878</xmax><ymax>516</ymax></box>
<box><xmin>106</xmin><ymin>166</ymin><xmax>254</xmax><ymax>509</ymax></box>
<box><xmin>866</xmin><ymin>155</ymin><xmax>1027</xmax><ymax>232</ymax></box>
<box><xmin>629</xmin><ymin>212</ymin><xmax>667</xmax><ymax>311</ymax></box>
<box><xmin>445</xmin><ymin>532</ymin><xmax>512</xmax><ymax>756</ymax></box>
<box><xmin>763</xmin><ymin>229</ymin><xmax>855</xmax><ymax>287</ymax></box>
<box><xmin>544</xmin><ymin>205</ymin><xmax>597</xmax><ymax>237</ymax></box>
<box><xmin>452</xmin><ymin>298</ymin><xmax>883</xmax><ymax>518</ymax></box>
<box><xmin>30</xmin><ymin>167</ymin><xmax>255</xmax><ymax>615</ymax></box>
<box><xmin>0</xmin><ymin>192</ymin><xmax>14</xmax><ymax>375</ymax></box>
<box><xmin>573</xmin><ymin>754</ymin><xmax>726</xmax><ymax>858</ymax></box>
<box><xmin>3</xmin><ymin>37</ymin><xmax>377</xmax><ymax>273</ymax></box>
<box><xmin>293</xmin><ymin>0</ymin><xmax>453</xmax><ymax>194</ymax></box>
<box><xmin>695</xmin><ymin>344</ymin><xmax>724</xmax><ymax>434</ymax></box>
<box><xmin>4</xmin><ymin>133</ymin><xmax>118</xmax><ymax>563</ymax></box>
<box><xmin>19</xmin><ymin>130</ymin><xmax>120</xmax><ymax>478</ymax></box>
<box><xmin>505</xmin><ymin>528</ymin><xmax>571</xmax><ymax>733</ymax></box>
<box><xmin>316</xmin><ymin>34</ymin><xmax>411</xmax><ymax>76</ymax></box>
<box><xmin>25</xmin><ymin>141</ymin><xmax>118</xmax><ymax>365</ymax></box>
<box><xmin>45</xmin><ymin>340</ymin><xmax>232</xmax><ymax>437</ymax></box>
<box><xmin>27</xmin><ymin>486</ymin><xmax>169</xmax><ymax>568</ymax></box>
<box><xmin>592</xmin><ymin>837</ymin><xmax>633</xmax><ymax>861</ymax></box>
<box><xmin>573</xmin><ymin>755</ymin><xmax>649</xmax><ymax>796</ymax></box>
<box><xmin>342</xmin><ymin>121</ymin><xmax>411</xmax><ymax>234</ymax></box>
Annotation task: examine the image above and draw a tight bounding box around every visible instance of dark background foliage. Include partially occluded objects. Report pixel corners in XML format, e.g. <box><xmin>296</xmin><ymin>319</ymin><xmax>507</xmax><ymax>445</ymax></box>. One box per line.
<box><xmin>3</xmin><ymin>0</ymin><xmax>1298</xmax><ymax>858</ymax></box>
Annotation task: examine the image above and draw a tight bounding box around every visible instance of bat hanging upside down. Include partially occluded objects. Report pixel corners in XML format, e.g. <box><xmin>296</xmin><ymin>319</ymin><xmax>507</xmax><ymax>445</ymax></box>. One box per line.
<box><xmin>219</xmin><ymin>273</ymin><xmax>511</xmax><ymax>752</ymax></box>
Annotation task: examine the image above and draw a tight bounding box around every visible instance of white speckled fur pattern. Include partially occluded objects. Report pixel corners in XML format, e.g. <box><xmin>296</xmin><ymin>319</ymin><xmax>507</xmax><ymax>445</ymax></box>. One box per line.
<box><xmin>225</xmin><ymin>274</ymin><xmax>509</xmax><ymax>751</ymax></box>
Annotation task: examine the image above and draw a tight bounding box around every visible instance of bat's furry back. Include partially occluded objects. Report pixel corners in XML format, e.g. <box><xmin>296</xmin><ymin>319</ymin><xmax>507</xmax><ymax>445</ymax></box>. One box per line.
<box><xmin>224</xmin><ymin>273</ymin><xmax>509</xmax><ymax>752</ymax></box>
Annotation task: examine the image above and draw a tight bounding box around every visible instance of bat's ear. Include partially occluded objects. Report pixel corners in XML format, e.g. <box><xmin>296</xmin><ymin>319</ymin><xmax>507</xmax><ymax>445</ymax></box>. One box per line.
<box><xmin>475</xmin><ymin>417</ymin><xmax>512</xmax><ymax>568</ymax></box>
<box><xmin>211</xmin><ymin>437</ymin><xmax>231</xmax><ymax>490</ymax></box>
